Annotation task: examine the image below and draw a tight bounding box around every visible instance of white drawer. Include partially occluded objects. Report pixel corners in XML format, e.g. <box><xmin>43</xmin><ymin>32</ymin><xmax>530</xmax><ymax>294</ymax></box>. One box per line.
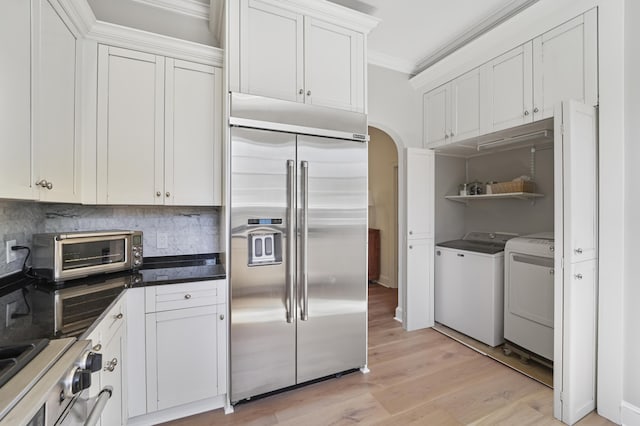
<box><xmin>145</xmin><ymin>280</ymin><xmax>226</xmax><ymax>313</ymax></box>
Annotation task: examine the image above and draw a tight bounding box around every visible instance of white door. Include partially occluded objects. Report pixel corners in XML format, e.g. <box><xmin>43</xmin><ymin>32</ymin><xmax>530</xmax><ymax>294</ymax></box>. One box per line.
<box><xmin>553</xmin><ymin>100</ymin><xmax>597</xmax><ymax>424</ymax></box>
<box><xmin>404</xmin><ymin>148</ymin><xmax>435</xmax><ymax>331</ymax></box>
<box><xmin>532</xmin><ymin>9</ymin><xmax>597</xmax><ymax>120</ymax></box>
<box><xmin>0</xmin><ymin>0</ymin><xmax>33</xmax><ymax>200</ymax></box>
<box><xmin>96</xmin><ymin>46</ymin><xmax>164</xmax><ymax>205</ymax></box>
<box><xmin>165</xmin><ymin>59</ymin><xmax>222</xmax><ymax>206</ymax></box>
<box><xmin>240</xmin><ymin>0</ymin><xmax>303</xmax><ymax>103</ymax></box>
<box><xmin>451</xmin><ymin>68</ymin><xmax>481</xmax><ymax>142</ymax></box>
<box><xmin>34</xmin><ymin>0</ymin><xmax>79</xmax><ymax>203</ymax></box>
<box><xmin>304</xmin><ymin>17</ymin><xmax>363</xmax><ymax>112</ymax></box>
<box><xmin>423</xmin><ymin>85</ymin><xmax>449</xmax><ymax>147</ymax></box>
<box><xmin>483</xmin><ymin>44</ymin><xmax>533</xmax><ymax>132</ymax></box>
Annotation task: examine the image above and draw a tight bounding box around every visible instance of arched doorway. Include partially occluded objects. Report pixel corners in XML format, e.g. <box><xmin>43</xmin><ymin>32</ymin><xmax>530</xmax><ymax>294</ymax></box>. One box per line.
<box><xmin>368</xmin><ymin>127</ymin><xmax>399</xmax><ymax>294</ymax></box>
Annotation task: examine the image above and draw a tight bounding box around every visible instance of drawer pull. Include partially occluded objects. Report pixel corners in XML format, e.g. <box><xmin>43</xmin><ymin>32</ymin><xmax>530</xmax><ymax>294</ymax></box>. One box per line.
<box><xmin>184</xmin><ymin>294</ymin><xmax>192</xmax><ymax>300</ymax></box>
<box><xmin>115</xmin><ymin>313</ymin><xmax>123</xmax><ymax>320</ymax></box>
<box><xmin>219</xmin><ymin>314</ymin><xmax>225</xmax><ymax>320</ymax></box>
<box><xmin>104</xmin><ymin>358</ymin><xmax>118</xmax><ymax>372</ymax></box>
<box><xmin>92</xmin><ymin>344</ymin><xmax>102</xmax><ymax>352</ymax></box>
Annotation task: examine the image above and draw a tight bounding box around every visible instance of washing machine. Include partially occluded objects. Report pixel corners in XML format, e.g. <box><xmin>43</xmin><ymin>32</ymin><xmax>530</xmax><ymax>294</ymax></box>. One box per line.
<box><xmin>504</xmin><ymin>232</ymin><xmax>555</xmax><ymax>361</ymax></box>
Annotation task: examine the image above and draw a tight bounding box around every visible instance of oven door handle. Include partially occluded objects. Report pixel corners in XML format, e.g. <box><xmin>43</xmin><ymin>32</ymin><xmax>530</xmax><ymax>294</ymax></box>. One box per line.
<box><xmin>84</xmin><ymin>386</ymin><xmax>113</xmax><ymax>426</ymax></box>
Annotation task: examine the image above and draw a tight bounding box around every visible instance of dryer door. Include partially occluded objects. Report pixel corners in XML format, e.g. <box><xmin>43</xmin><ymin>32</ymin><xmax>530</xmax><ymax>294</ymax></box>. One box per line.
<box><xmin>508</xmin><ymin>253</ymin><xmax>555</xmax><ymax>328</ymax></box>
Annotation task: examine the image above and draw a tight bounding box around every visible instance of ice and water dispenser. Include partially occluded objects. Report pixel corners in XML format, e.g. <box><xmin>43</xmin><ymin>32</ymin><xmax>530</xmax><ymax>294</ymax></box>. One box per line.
<box><xmin>247</xmin><ymin>218</ymin><xmax>283</xmax><ymax>266</ymax></box>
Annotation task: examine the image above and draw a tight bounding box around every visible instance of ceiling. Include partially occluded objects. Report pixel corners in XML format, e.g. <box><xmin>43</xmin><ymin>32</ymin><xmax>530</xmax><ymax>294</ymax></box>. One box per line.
<box><xmin>87</xmin><ymin>0</ymin><xmax>539</xmax><ymax>76</ymax></box>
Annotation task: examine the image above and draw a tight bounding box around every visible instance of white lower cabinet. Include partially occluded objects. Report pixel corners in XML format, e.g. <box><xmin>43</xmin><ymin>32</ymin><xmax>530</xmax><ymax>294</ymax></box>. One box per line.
<box><xmin>86</xmin><ymin>295</ymin><xmax>127</xmax><ymax>426</ymax></box>
<box><xmin>127</xmin><ymin>280</ymin><xmax>228</xmax><ymax>424</ymax></box>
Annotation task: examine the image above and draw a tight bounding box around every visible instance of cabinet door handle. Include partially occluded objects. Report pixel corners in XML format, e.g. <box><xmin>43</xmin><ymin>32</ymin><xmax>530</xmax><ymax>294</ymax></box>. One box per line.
<box><xmin>104</xmin><ymin>358</ymin><xmax>118</xmax><ymax>372</ymax></box>
<box><xmin>184</xmin><ymin>294</ymin><xmax>192</xmax><ymax>299</ymax></box>
<box><xmin>409</xmin><ymin>245</ymin><xmax>413</xmax><ymax>249</ymax></box>
<box><xmin>450</xmin><ymin>131</ymin><xmax>455</xmax><ymax>137</ymax></box>
<box><xmin>92</xmin><ymin>343</ymin><xmax>102</xmax><ymax>352</ymax></box>
<box><xmin>575</xmin><ymin>273</ymin><xmax>583</xmax><ymax>280</ymax></box>
<box><xmin>219</xmin><ymin>314</ymin><xmax>224</xmax><ymax>320</ymax></box>
<box><xmin>533</xmin><ymin>107</ymin><xmax>539</xmax><ymax>113</ymax></box>
<box><xmin>115</xmin><ymin>313</ymin><xmax>123</xmax><ymax>320</ymax></box>
<box><xmin>306</xmin><ymin>90</ymin><xmax>311</xmax><ymax>96</ymax></box>
<box><xmin>574</xmin><ymin>248</ymin><xmax>583</xmax><ymax>254</ymax></box>
<box><xmin>409</xmin><ymin>230</ymin><xmax>413</xmax><ymax>235</ymax></box>
<box><xmin>299</xmin><ymin>89</ymin><xmax>304</xmax><ymax>95</ymax></box>
<box><xmin>524</xmin><ymin>110</ymin><xmax>530</xmax><ymax>116</ymax></box>
<box><xmin>156</xmin><ymin>191</ymin><xmax>162</xmax><ymax>197</ymax></box>
<box><xmin>165</xmin><ymin>192</ymin><xmax>170</xmax><ymax>197</ymax></box>
<box><xmin>36</xmin><ymin>180</ymin><xmax>53</xmax><ymax>190</ymax></box>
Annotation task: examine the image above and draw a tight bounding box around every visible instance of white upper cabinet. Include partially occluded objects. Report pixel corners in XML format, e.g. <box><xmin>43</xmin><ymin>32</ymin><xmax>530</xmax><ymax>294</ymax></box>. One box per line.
<box><xmin>233</xmin><ymin>0</ymin><xmax>375</xmax><ymax>113</ymax></box>
<box><xmin>165</xmin><ymin>59</ymin><xmax>222</xmax><ymax>206</ymax></box>
<box><xmin>97</xmin><ymin>46</ymin><xmax>222</xmax><ymax>206</ymax></box>
<box><xmin>0</xmin><ymin>0</ymin><xmax>33</xmax><ymax>200</ymax></box>
<box><xmin>424</xmin><ymin>69</ymin><xmax>480</xmax><ymax>147</ymax></box>
<box><xmin>405</xmin><ymin>148</ymin><xmax>434</xmax><ymax>240</ymax></box>
<box><xmin>532</xmin><ymin>9</ymin><xmax>598</xmax><ymax>120</ymax></box>
<box><xmin>482</xmin><ymin>44</ymin><xmax>533</xmax><ymax>133</ymax></box>
<box><xmin>33</xmin><ymin>0</ymin><xmax>80</xmax><ymax>203</ymax></box>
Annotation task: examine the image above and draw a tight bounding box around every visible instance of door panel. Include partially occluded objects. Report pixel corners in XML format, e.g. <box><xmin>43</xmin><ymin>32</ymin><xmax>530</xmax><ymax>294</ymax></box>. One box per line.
<box><xmin>230</xmin><ymin>127</ymin><xmax>297</xmax><ymax>401</ymax></box>
<box><xmin>423</xmin><ymin>85</ymin><xmax>449</xmax><ymax>147</ymax></box>
<box><xmin>451</xmin><ymin>69</ymin><xmax>480</xmax><ymax>142</ymax></box>
<box><xmin>296</xmin><ymin>135</ymin><xmax>367</xmax><ymax>382</ymax></box>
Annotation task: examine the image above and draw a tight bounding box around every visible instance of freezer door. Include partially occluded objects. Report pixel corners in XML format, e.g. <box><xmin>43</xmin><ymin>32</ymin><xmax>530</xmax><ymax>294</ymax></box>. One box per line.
<box><xmin>230</xmin><ymin>127</ymin><xmax>297</xmax><ymax>401</ymax></box>
<box><xmin>296</xmin><ymin>135</ymin><xmax>368</xmax><ymax>382</ymax></box>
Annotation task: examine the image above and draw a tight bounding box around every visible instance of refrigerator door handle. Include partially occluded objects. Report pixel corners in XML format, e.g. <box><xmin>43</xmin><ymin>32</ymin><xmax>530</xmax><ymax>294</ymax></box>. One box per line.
<box><xmin>301</xmin><ymin>160</ymin><xmax>309</xmax><ymax>321</ymax></box>
<box><xmin>286</xmin><ymin>159</ymin><xmax>295</xmax><ymax>323</ymax></box>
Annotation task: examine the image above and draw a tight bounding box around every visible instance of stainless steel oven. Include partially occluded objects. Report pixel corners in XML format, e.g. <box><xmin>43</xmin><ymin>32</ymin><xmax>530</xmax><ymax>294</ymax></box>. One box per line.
<box><xmin>31</xmin><ymin>231</ymin><xmax>143</xmax><ymax>282</ymax></box>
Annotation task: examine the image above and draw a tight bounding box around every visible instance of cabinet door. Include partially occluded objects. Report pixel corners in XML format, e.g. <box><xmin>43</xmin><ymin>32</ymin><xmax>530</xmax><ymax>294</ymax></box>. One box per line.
<box><xmin>0</xmin><ymin>0</ymin><xmax>33</xmax><ymax>200</ymax></box>
<box><xmin>405</xmin><ymin>238</ymin><xmax>434</xmax><ymax>331</ymax></box>
<box><xmin>483</xmin><ymin>44</ymin><xmax>533</xmax><ymax>132</ymax></box>
<box><xmin>240</xmin><ymin>0</ymin><xmax>303</xmax><ymax>103</ymax></box>
<box><xmin>533</xmin><ymin>10</ymin><xmax>598</xmax><ymax>120</ymax></box>
<box><xmin>97</xmin><ymin>45</ymin><xmax>164</xmax><ymax>205</ymax></box>
<box><xmin>146</xmin><ymin>305</ymin><xmax>219</xmax><ymax>412</ymax></box>
<box><xmin>405</xmin><ymin>148</ymin><xmax>434</xmax><ymax>240</ymax></box>
<box><xmin>165</xmin><ymin>59</ymin><xmax>222</xmax><ymax>206</ymax></box>
<box><xmin>101</xmin><ymin>323</ymin><xmax>125</xmax><ymax>426</ymax></box>
<box><xmin>304</xmin><ymin>17</ymin><xmax>364</xmax><ymax>112</ymax></box>
<box><xmin>423</xmin><ymin>84</ymin><xmax>449</xmax><ymax>147</ymax></box>
<box><xmin>451</xmin><ymin>68</ymin><xmax>480</xmax><ymax>142</ymax></box>
<box><xmin>33</xmin><ymin>0</ymin><xmax>79</xmax><ymax>203</ymax></box>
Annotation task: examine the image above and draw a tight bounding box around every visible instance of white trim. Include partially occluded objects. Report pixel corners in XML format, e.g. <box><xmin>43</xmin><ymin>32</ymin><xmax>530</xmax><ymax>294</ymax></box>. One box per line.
<box><xmin>623</xmin><ymin>401</ymin><xmax>640</xmax><ymax>426</ymax></box>
<box><xmin>128</xmin><ymin>394</ymin><xmax>227</xmax><ymax>425</ymax></box>
<box><xmin>394</xmin><ymin>306</ymin><xmax>403</xmax><ymax>323</ymax></box>
<box><xmin>367</xmin><ymin>50</ymin><xmax>414</xmax><ymax>75</ymax></box>
<box><xmin>54</xmin><ymin>0</ymin><xmax>97</xmax><ymax>35</ymax></box>
<box><xmin>86</xmin><ymin>20</ymin><xmax>223</xmax><ymax>66</ymax></box>
<box><xmin>132</xmin><ymin>0</ymin><xmax>210</xmax><ymax>20</ymax></box>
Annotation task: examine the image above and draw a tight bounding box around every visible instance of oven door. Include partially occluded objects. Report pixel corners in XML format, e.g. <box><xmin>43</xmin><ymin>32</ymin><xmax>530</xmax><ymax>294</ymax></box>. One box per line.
<box><xmin>55</xmin><ymin>234</ymin><xmax>132</xmax><ymax>281</ymax></box>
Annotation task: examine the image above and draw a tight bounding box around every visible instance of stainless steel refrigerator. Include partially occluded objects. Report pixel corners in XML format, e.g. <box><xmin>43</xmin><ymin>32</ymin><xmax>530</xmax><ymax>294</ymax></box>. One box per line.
<box><xmin>229</xmin><ymin>93</ymin><xmax>368</xmax><ymax>402</ymax></box>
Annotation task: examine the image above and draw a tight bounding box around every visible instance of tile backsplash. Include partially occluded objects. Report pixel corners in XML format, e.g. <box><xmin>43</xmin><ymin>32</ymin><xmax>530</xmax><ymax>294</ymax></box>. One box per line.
<box><xmin>0</xmin><ymin>200</ymin><xmax>221</xmax><ymax>278</ymax></box>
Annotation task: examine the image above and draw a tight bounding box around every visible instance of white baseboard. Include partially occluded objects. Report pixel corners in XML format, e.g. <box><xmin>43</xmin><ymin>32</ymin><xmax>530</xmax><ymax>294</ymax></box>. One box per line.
<box><xmin>394</xmin><ymin>306</ymin><xmax>403</xmax><ymax>323</ymax></box>
<box><xmin>622</xmin><ymin>401</ymin><xmax>640</xmax><ymax>426</ymax></box>
<box><xmin>128</xmin><ymin>395</ymin><xmax>227</xmax><ymax>425</ymax></box>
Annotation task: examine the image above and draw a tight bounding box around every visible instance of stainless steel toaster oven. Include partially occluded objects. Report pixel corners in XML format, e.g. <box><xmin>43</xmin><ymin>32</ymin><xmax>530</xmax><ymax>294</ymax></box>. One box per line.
<box><xmin>31</xmin><ymin>230</ymin><xmax>143</xmax><ymax>281</ymax></box>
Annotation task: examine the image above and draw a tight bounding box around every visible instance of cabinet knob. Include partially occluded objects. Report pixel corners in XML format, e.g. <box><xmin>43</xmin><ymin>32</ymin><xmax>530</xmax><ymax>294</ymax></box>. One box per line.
<box><xmin>444</xmin><ymin>133</ymin><xmax>449</xmax><ymax>139</ymax></box>
<box><xmin>156</xmin><ymin>191</ymin><xmax>162</xmax><ymax>197</ymax></box>
<box><xmin>575</xmin><ymin>273</ymin><xmax>583</xmax><ymax>280</ymax></box>
<box><xmin>409</xmin><ymin>230</ymin><xmax>413</xmax><ymax>235</ymax></box>
<box><xmin>92</xmin><ymin>343</ymin><xmax>102</xmax><ymax>352</ymax></box>
<box><xmin>409</xmin><ymin>245</ymin><xmax>413</xmax><ymax>249</ymax></box>
<box><xmin>103</xmin><ymin>357</ymin><xmax>118</xmax><ymax>372</ymax></box>
<box><xmin>36</xmin><ymin>179</ymin><xmax>53</xmax><ymax>190</ymax></box>
<box><xmin>166</xmin><ymin>192</ymin><xmax>170</xmax><ymax>197</ymax></box>
<box><xmin>115</xmin><ymin>313</ymin><xmax>123</xmax><ymax>320</ymax></box>
<box><xmin>524</xmin><ymin>110</ymin><xmax>530</xmax><ymax>116</ymax></box>
<box><xmin>299</xmin><ymin>89</ymin><xmax>304</xmax><ymax>95</ymax></box>
<box><xmin>306</xmin><ymin>90</ymin><xmax>311</xmax><ymax>96</ymax></box>
<box><xmin>184</xmin><ymin>294</ymin><xmax>192</xmax><ymax>299</ymax></box>
<box><xmin>219</xmin><ymin>314</ymin><xmax>225</xmax><ymax>320</ymax></box>
<box><xmin>574</xmin><ymin>248</ymin><xmax>583</xmax><ymax>254</ymax></box>
<box><xmin>533</xmin><ymin>107</ymin><xmax>539</xmax><ymax>113</ymax></box>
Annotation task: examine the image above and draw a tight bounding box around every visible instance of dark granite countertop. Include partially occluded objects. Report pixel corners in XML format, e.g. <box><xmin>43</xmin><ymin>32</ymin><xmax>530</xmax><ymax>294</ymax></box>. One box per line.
<box><xmin>138</xmin><ymin>253</ymin><xmax>226</xmax><ymax>286</ymax></box>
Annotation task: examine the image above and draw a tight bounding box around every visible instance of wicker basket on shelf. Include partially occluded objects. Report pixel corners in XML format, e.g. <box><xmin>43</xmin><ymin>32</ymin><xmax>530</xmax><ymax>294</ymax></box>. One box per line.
<box><xmin>490</xmin><ymin>180</ymin><xmax>536</xmax><ymax>194</ymax></box>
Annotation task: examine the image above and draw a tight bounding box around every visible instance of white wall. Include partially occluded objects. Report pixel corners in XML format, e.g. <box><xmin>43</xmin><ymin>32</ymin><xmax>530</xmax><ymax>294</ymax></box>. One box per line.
<box><xmin>624</xmin><ymin>1</ymin><xmax>640</xmax><ymax>423</ymax></box>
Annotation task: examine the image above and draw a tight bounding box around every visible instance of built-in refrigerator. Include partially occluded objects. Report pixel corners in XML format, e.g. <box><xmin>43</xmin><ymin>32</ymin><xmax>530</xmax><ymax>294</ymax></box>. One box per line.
<box><xmin>229</xmin><ymin>93</ymin><xmax>368</xmax><ymax>402</ymax></box>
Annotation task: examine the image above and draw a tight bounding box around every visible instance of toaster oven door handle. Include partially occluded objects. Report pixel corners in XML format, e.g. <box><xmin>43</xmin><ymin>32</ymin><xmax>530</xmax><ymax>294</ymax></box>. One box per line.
<box><xmin>84</xmin><ymin>386</ymin><xmax>113</xmax><ymax>426</ymax></box>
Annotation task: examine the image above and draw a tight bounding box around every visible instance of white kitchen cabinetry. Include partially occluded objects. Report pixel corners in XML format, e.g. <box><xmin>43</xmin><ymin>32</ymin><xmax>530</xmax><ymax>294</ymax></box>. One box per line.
<box><xmin>0</xmin><ymin>0</ymin><xmax>32</xmax><ymax>200</ymax></box>
<box><xmin>145</xmin><ymin>281</ymin><xmax>226</xmax><ymax>412</ymax></box>
<box><xmin>97</xmin><ymin>45</ymin><xmax>222</xmax><ymax>206</ymax></box>
<box><xmin>423</xmin><ymin>69</ymin><xmax>481</xmax><ymax>147</ymax></box>
<box><xmin>532</xmin><ymin>10</ymin><xmax>598</xmax><ymax>120</ymax></box>
<box><xmin>33</xmin><ymin>0</ymin><xmax>80</xmax><ymax>203</ymax></box>
<box><xmin>404</xmin><ymin>148</ymin><xmax>435</xmax><ymax>331</ymax></box>
<box><xmin>234</xmin><ymin>0</ymin><xmax>372</xmax><ymax>113</ymax></box>
<box><xmin>86</xmin><ymin>295</ymin><xmax>127</xmax><ymax>426</ymax></box>
<box><xmin>0</xmin><ymin>0</ymin><xmax>80</xmax><ymax>202</ymax></box>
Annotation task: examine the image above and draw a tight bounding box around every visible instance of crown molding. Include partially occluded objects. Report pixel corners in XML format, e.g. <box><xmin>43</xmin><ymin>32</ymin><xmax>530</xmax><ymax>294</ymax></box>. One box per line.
<box><xmin>132</xmin><ymin>0</ymin><xmax>210</xmax><ymax>20</ymax></box>
<box><xmin>87</xmin><ymin>20</ymin><xmax>223</xmax><ymax>66</ymax></box>
<box><xmin>257</xmin><ymin>0</ymin><xmax>380</xmax><ymax>34</ymax></box>
<box><xmin>367</xmin><ymin>50</ymin><xmax>414</xmax><ymax>75</ymax></box>
<box><xmin>55</xmin><ymin>0</ymin><xmax>97</xmax><ymax>35</ymax></box>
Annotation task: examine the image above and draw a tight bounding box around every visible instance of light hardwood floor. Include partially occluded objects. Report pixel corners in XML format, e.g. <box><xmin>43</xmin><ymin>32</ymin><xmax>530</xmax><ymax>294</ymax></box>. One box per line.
<box><xmin>164</xmin><ymin>284</ymin><xmax>614</xmax><ymax>426</ymax></box>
